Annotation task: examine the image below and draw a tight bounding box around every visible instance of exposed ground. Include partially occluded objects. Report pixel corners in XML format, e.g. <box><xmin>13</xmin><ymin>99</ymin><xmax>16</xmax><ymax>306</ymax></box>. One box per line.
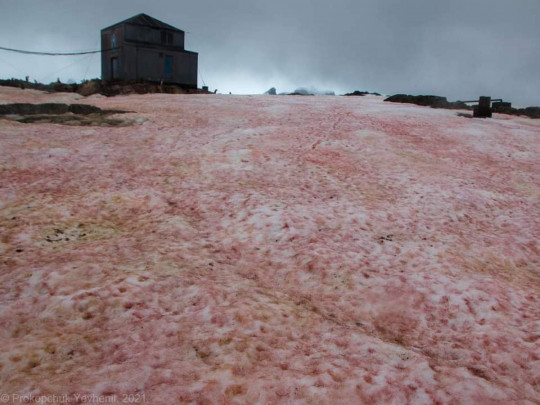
<box><xmin>0</xmin><ymin>87</ymin><xmax>539</xmax><ymax>404</ymax></box>
<box><xmin>0</xmin><ymin>79</ymin><xmax>208</xmax><ymax>97</ymax></box>
<box><xmin>0</xmin><ymin>102</ymin><xmax>132</xmax><ymax>127</ymax></box>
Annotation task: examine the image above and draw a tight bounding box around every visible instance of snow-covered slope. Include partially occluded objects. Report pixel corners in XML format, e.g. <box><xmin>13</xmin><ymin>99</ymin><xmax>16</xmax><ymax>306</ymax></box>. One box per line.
<box><xmin>0</xmin><ymin>89</ymin><xmax>539</xmax><ymax>404</ymax></box>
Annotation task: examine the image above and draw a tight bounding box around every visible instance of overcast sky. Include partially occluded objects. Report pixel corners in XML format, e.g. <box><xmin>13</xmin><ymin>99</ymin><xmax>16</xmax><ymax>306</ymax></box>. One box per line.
<box><xmin>0</xmin><ymin>0</ymin><xmax>539</xmax><ymax>105</ymax></box>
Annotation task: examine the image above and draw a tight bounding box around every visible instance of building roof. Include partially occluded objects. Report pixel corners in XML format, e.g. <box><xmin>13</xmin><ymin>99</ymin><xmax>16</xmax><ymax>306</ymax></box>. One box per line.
<box><xmin>102</xmin><ymin>13</ymin><xmax>184</xmax><ymax>33</ymax></box>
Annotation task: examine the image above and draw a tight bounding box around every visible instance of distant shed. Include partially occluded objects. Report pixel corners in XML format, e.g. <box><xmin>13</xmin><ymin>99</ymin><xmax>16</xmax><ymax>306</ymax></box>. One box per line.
<box><xmin>101</xmin><ymin>13</ymin><xmax>198</xmax><ymax>88</ymax></box>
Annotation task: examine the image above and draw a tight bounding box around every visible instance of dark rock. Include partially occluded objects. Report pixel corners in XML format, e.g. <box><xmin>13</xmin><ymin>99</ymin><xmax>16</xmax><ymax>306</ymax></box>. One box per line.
<box><xmin>52</xmin><ymin>82</ymin><xmax>77</xmax><ymax>93</ymax></box>
<box><xmin>0</xmin><ymin>103</ymin><xmax>127</xmax><ymax>117</ymax></box>
<box><xmin>265</xmin><ymin>87</ymin><xmax>277</xmax><ymax>95</ymax></box>
<box><xmin>68</xmin><ymin>104</ymin><xmax>103</xmax><ymax>115</ymax></box>
<box><xmin>289</xmin><ymin>88</ymin><xmax>314</xmax><ymax>96</ymax></box>
<box><xmin>78</xmin><ymin>80</ymin><xmax>103</xmax><ymax>97</ymax></box>
<box><xmin>521</xmin><ymin>107</ymin><xmax>540</xmax><ymax>118</ymax></box>
<box><xmin>1</xmin><ymin>102</ymin><xmax>130</xmax><ymax>126</ymax></box>
<box><xmin>492</xmin><ymin>101</ymin><xmax>512</xmax><ymax>110</ymax></box>
<box><xmin>0</xmin><ymin>78</ymin><xmax>207</xmax><ymax>97</ymax></box>
<box><xmin>0</xmin><ymin>78</ymin><xmax>77</xmax><ymax>93</ymax></box>
<box><xmin>447</xmin><ymin>100</ymin><xmax>469</xmax><ymax>109</ymax></box>
<box><xmin>287</xmin><ymin>87</ymin><xmax>334</xmax><ymax>96</ymax></box>
<box><xmin>0</xmin><ymin>103</ymin><xmax>68</xmax><ymax>115</ymax></box>
<box><xmin>384</xmin><ymin>94</ymin><xmax>470</xmax><ymax>110</ymax></box>
<box><xmin>345</xmin><ymin>91</ymin><xmax>366</xmax><ymax>96</ymax></box>
<box><xmin>385</xmin><ymin>94</ymin><xmax>450</xmax><ymax>108</ymax></box>
<box><xmin>488</xmin><ymin>104</ymin><xmax>540</xmax><ymax>119</ymax></box>
<box><xmin>38</xmin><ymin>103</ymin><xmax>70</xmax><ymax>114</ymax></box>
<box><xmin>14</xmin><ymin>115</ymin><xmax>130</xmax><ymax>127</ymax></box>
<box><xmin>344</xmin><ymin>90</ymin><xmax>381</xmax><ymax>96</ymax></box>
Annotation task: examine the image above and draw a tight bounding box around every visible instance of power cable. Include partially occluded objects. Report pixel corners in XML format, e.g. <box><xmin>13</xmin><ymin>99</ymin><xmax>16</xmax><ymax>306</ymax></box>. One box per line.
<box><xmin>0</xmin><ymin>45</ymin><xmax>118</xmax><ymax>56</ymax></box>
<box><xmin>83</xmin><ymin>39</ymin><xmax>100</xmax><ymax>81</ymax></box>
<box><xmin>39</xmin><ymin>54</ymin><xmax>94</xmax><ymax>83</ymax></box>
<box><xmin>0</xmin><ymin>57</ymin><xmax>25</xmax><ymax>76</ymax></box>
<box><xmin>198</xmin><ymin>66</ymin><xmax>206</xmax><ymax>87</ymax></box>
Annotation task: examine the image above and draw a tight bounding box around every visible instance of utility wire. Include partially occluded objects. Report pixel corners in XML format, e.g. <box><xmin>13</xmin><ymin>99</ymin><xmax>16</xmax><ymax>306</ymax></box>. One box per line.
<box><xmin>0</xmin><ymin>57</ymin><xmax>25</xmax><ymax>75</ymax></box>
<box><xmin>39</xmin><ymin>54</ymin><xmax>94</xmax><ymax>83</ymax></box>
<box><xmin>0</xmin><ymin>46</ymin><xmax>118</xmax><ymax>56</ymax></box>
<box><xmin>83</xmin><ymin>38</ymin><xmax>100</xmax><ymax>81</ymax></box>
<box><xmin>198</xmin><ymin>66</ymin><xmax>206</xmax><ymax>87</ymax></box>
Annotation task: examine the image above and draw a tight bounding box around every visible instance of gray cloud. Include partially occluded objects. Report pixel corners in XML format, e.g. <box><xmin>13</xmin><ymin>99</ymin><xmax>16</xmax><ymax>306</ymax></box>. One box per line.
<box><xmin>0</xmin><ymin>0</ymin><xmax>539</xmax><ymax>105</ymax></box>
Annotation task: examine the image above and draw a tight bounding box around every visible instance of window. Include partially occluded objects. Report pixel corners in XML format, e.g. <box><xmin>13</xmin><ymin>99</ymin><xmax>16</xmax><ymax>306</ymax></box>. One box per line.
<box><xmin>111</xmin><ymin>34</ymin><xmax>117</xmax><ymax>48</ymax></box>
<box><xmin>161</xmin><ymin>31</ymin><xmax>173</xmax><ymax>44</ymax></box>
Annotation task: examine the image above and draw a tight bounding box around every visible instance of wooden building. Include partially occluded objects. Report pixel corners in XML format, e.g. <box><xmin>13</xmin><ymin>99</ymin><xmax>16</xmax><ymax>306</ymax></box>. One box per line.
<box><xmin>101</xmin><ymin>13</ymin><xmax>198</xmax><ymax>88</ymax></box>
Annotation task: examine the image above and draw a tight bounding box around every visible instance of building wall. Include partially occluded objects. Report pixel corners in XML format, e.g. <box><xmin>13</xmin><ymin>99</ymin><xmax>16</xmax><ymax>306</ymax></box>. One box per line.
<box><xmin>101</xmin><ymin>23</ymin><xmax>197</xmax><ymax>87</ymax></box>
<box><xmin>125</xmin><ymin>24</ymin><xmax>184</xmax><ymax>48</ymax></box>
<box><xmin>176</xmin><ymin>52</ymin><xmax>198</xmax><ymax>87</ymax></box>
<box><xmin>134</xmin><ymin>47</ymin><xmax>197</xmax><ymax>87</ymax></box>
<box><xmin>122</xmin><ymin>44</ymin><xmax>138</xmax><ymax>82</ymax></box>
<box><xmin>136</xmin><ymin>47</ymin><xmax>165</xmax><ymax>82</ymax></box>
<box><xmin>101</xmin><ymin>26</ymin><xmax>124</xmax><ymax>81</ymax></box>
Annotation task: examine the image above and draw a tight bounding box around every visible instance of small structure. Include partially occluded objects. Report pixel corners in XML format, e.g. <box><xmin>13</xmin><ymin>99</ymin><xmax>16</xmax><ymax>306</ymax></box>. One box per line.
<box><xmin>474</xmin><ymin>96</ymin><xmax>492</xmax><ymax>118</ymax></box>
<box><xmin>462</xmin><ymin>97</ymin><xmax>512</xmax><ymax>118</ymax></box>
<box><xmin>101</xmin><ymin>13</ymin><xmax>198</xmax><ymax>88</ymax></box>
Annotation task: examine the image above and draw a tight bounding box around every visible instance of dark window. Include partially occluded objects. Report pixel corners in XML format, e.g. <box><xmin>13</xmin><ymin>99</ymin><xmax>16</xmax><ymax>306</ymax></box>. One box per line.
<box><xmin>161</xmin><ymin>31</ymin><xmax>173</xmax><ymax>44</ymax></box>
<box><xmin>110</xmin><ymin>57</ymin><xmax>119</xmax><ymax>80</ymax></box>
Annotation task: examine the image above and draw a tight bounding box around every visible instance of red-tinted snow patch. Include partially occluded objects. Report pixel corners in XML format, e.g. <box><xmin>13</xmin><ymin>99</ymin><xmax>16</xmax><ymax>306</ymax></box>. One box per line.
<box><xmin>0</xmin><ymin>89</ymin><xmax>539</xmax><ymax>403</ymax></box>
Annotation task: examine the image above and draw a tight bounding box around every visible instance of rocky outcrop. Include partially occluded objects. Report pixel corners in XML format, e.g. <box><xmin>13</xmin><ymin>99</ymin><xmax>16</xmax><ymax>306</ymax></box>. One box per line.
<box><xmin>385</xmin><ymin>94</ymin><xmax>540</xmax><ymax>119</ymax></box>
<box><xmin>0</xmin><ymin>103</ymin><xmax>123</xmax><ymax>116</ymax></box>
<box><xmin>0</xmin><ymin>103</ymin><xmax>69</xmax><ymax>115</ymax></box>
<box><xmin>0</xmin><ymin>78</ymin><xmax>206</xmax><ymax>97</ymax></box>
<box><xmin>384</xmin><ymin>94</ymin><xmax>469</xmax><ymax>109</ymax></box>
<box><xmin>0</xmin><ymin>103</ymin><xmax>130</xmax><ymax>126</ymax></box>
<box><xmin>78</xmin><ymin>80</ymin><xmax>103</xmax><ymax>97</ymax></box>
<box><xmin>491</xmin><ymin>104</ymin><xmax>540</xmax><ymax>119</ymax></box>
<box><xmin>521</xmin><ymin>107</ymin><xmax>540</xmax><ymax>118</ymax></box>
<box><xmin>288</xmin><ymin>88</ymin><xmax>315</xmax><ymax>96</ymax></box>
<box><xmin>344</xmin><ymin>90</ymin><xmax>381</xmax><ymax>96</ymax></box>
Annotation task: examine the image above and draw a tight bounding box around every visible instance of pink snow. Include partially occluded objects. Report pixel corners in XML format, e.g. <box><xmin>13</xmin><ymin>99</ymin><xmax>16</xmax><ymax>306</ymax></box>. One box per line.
<box><xmin>0</xmin><ymin>88</ymin><xmax>539</xmax><ymax>404</ymax></box>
